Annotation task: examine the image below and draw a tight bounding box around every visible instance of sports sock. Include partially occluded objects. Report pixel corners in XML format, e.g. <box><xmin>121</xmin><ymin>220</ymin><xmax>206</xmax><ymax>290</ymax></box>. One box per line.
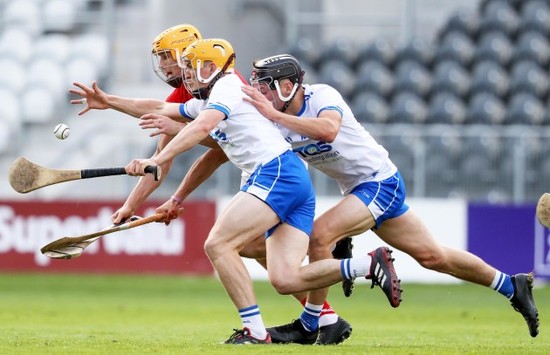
<box><xmin>490</xmin><ymin>270</ymin><xmax>514</xmax><ymax>299</ymax></box>
<box><xmin>239</xmin><ymin>305</ymin><xmax>267</xmax><ymax>340</ymax></box>
<box><xmin>319</xmin><ymin>300</ymin><xmax>338</xmax><ymax>326</ymax></box>
<box><xmin>299</xmin><ymin>302</ymin><xmax>323</xmax><ymax>332</ymax></box>
<box><xmin>340</xmin><ymin>257</ymin><xmax>371</xmax><ymax>280</ymax></box>
<box><xmin>299</xmin><ymin>298</ymin><xmax>338</xmax><ymax>327</ymax></box>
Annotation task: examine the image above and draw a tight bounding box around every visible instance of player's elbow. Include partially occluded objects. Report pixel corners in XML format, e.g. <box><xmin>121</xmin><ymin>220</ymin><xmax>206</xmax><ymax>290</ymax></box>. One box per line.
<box><xmin>315</xmin><ymin>126</ymin><xmax>339</xmax><ymax>143</ymax></box>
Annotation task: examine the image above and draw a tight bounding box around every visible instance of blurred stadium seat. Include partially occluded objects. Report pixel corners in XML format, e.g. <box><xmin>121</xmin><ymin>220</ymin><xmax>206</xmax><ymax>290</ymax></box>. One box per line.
<box><xmin>426</xmin><ymin>92</ymin><xmax>467</xmax><ymax>125</ymax></box>
<box><xmin>27</xmin><ymin>58</ymin><xmax>66</xmax><ymax>101</ymax></box>
<box><xmin>0</xmin><ymin>57</ymin><xmax>27</xmax><ymax>93</ymax></box>
<box><xmin>394</xmin><ymin>37</ymin><xmax>435</xmax><ymax>70</ymax></box>
<box><xmin>393</xmin><ymin>60</ymin><xmax>432</xmax><ymax>99</ymax></box>
<box><xmin>300</xmin><ymin>62</ymin><xmax>318</xmax><ymax>85</ymax></box>
<box><xmin>0</xmin><ymin>87</ymin><xmax>22</xmax><ymax>134</ymax></box>
<box><xmin>479</xmin><ymin>0</ymin><xmax>520</xmax><ymax>39</ymax></box>
<box><xmin>317</xmin><ymin>59</ymin><xmax>356</xmax><ymax>100</ymax></box>
<box><xmin>459</xmin><ymin>127</ymin><xmax>506</xmax><ymax>195</ymax></box>
<box><xmin>517</xmin><ymin>0</ymin><xmax>550</xmax><ymax>38</ymax></box>
<box><xmin>354</xmin><ymin>38</ymin><xmax>395</xmax><ymax>69</ymax></box>
<box><xmin>431</xmin><ymin>60</ymin><xmax>471</xmax><ymax>99</ymax></box>
<box><xmin>424</xmin><ymin>126</ymin><xmax>464</xmax><ymax>195</ymax></box>
<box><xmin>42</xmin><ymin>0</ymin><xmax>78</xmax><ymax>33</ymax></box>
<box><xmin>69</xmin><ymin>33</ymin><xmax>110</xmax><ymax>78</ymax></box>
<box><xmin>65</xmin><ymin>57</ymin><xmax>100</xmax><ymax>89</ymax></box>
<box><xmin>504</xmin><ymin>92</ymin><xmax>546</xmax><ymax>125</ymax></box>
<box><xmin>508</xmin><ymin>60</ymin><xmax>549</xmax><ymax>99</ymax></box>
<box><xmin>2</xmin><ymin>0</ymin><xmax>42</xmax><ymax>35</ymax></box>
<box><xmin>318</xmin><ymin>37</ymin><xmax>357</xmax><ymax>69</ymax></box>
<box><xmin>434</xmin><ymin>30</ymin><xmax>475</xmax><ymax>69</ymax></box>
<box><xmin>34</xmin><ymin>34</ymin><xmax>71</xmax><ymax>64</ymax></box>
<box><xmin>466</xmin><ymin>92</ymin><xmax>506</xmax><ymax>125</ymax></box>
<box><xmin>479</xmin><ymin>0</ymin><xmax>524</xmax><ymax>13</ymax></box>
<box><xmin>388</xmin><ymin>92</ymin><xmax>428</xmax><ymax>124</ymax></box>
<box><xmin>0</xmin><ymin>27</ymin><xmax>33</xmax><ymax>63</ymax></box>
<box><xmin>473</xmin><ymin>31</ymin><xmax>513</xmax><ymax>68</ymax></box>
<box><xmin>0</xmin><ymin>121</ymin><xmax>11</xmax><ymax>153</ymax></box>
<box><xmin>287</xmin><ymin>38</ymin><xmax>320</xmax><ymax>70</ymax></box>
<box><xmin>470</xmin><ymin>60</ymin><xmax>509</xmax><ymax>98</ymax></box>
<box><xmin>510</xmin><ymin>31</ymin><xmax>550</xmax><ymax>68</ymax></box>
<box><xmin>437</xmin><ymin>8</ymin><xmax>480</xmax><ymax>41</ymax></box>
<box><xmin>355</xmin><ymin>61</ymin><xmax>394</xmax><ymax>99</ymax></box>
<box><xmin>350</xmin><ymin>91</ymin><xmax>389</xmax><ymax>124</ymax></box>
<box><xmin>20</xmin><ymin>86</ymin><xmax>57</xmax><ymax>124</ymax></box>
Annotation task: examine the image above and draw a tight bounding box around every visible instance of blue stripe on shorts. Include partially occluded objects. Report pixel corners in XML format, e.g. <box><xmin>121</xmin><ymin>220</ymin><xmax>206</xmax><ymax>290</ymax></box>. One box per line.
<box><xmin>350</xmin><ymin>171</ymin><xmax>409</xmax><ymax>228</ymax></box>
<box><xmin>241</xmin><ymin>150</ymin><xmax>315</xmax><ymax>237</ymax></box>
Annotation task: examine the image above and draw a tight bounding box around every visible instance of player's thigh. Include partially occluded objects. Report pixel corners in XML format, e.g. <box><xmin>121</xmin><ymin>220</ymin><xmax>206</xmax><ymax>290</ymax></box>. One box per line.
<box><xmin>265</xmin><ymin>223</ymin><xmax>310</xmax><ymax>278</ymax></box>
<box><xmin>375</xmin><ymin>209</ymin><xmax>442</xmax><ymax>257</ymax></box>
<box><xmin>313</xmin><ymin>194</ymin><xmax>375</xmax><ymax>245</ymax></box>
<box><xmin>210</xmin><ymin>191</ymin><xmax>279</xmax><ymax>249</ymax></box>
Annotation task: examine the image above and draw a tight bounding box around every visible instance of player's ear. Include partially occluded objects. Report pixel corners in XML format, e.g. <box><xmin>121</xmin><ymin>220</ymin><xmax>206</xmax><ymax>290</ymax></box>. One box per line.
<box><xmin>283</xmin><ymin>79</ymin><xmax>295</xmax><ymax>95</ymax></box>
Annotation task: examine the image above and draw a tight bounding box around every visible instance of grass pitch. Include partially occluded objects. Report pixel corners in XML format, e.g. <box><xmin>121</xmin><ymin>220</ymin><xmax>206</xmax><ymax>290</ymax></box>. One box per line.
<box><xmin>0</xmin><ymin>273</ymin><xmax>547</xmax><ymax>354</ymax></box>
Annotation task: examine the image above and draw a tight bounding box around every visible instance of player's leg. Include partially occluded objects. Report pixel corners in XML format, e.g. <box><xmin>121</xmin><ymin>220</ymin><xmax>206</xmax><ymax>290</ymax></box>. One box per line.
<box><xmin>240</xmin><ymin>229</ymin><xmax>349</xmax><ymax>340</ymax></box>
<box><xmin>267</xmin><ymin>175</ymin><xmax>407</xmax><ymax>345</ymax></box>
<box><xmin>375</xmin><ymin>209</ymin><xmax>539</xmax><ymax>337</ymax></box>
<box><xmin>204</xmin><ymin>191</ymin><xmax>278</xmax><ymax>343</ymax></box>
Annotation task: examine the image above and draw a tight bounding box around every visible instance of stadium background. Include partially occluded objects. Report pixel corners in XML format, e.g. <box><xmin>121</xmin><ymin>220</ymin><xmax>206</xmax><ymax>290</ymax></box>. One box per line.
<box><xmin>0</xmin><ymin>0</ymin><xmax>549</xmax><ymax>282</ymax></box>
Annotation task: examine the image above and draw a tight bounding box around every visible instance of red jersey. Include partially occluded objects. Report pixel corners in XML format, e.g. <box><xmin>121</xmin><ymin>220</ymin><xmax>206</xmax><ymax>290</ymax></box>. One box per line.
<box><xmin>164</xmin><ymin>69</ymin><xmax>249</xmax><ymax>103</ymax></box>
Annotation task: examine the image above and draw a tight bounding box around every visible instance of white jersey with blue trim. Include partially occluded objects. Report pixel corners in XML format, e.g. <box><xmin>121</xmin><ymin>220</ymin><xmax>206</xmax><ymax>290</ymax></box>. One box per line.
<box><xmin>180</xmin><ymin>74</ymin><xmax>290</xmax><ymax>176</ymax></box>
<box><xmin>280</xmin><ymin>83</ymin><xmax>396</xmax><ymax>195</ymax></box>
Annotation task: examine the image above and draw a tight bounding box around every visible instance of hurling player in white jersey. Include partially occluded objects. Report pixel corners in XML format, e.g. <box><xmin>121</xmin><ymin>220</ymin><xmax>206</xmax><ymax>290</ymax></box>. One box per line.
<box><xmin>241</xmin><ymin>54</ymin><xmax>539</xmax><ymax>341</ymax></box>
<box><xmin>125</xmin><ymin>39</ymin><xmax>402</xmax><ymax>344</ymax></box>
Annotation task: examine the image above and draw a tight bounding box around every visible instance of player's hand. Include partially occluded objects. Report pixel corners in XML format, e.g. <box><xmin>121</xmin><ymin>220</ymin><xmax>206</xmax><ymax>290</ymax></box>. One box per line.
<box><xmin>125</xmin><ymin>158</ymin><xmax>157</xmax><ymax>176</ymax></box>
<box><xmin>139</xmin><ymin>113</ymin><xmax>186</xmax><ymax>137</ymax></box>
<box><xmin>69</xmin><ymin>81</ymin><xmax>110</xmax><ymax>115</ymax></box>
<box><xmin>156</xmin><ymin>199</ymin><xmax>184</xmax><ymax>225</ymax></box>
<box><xmin>241</xmin><ymin>85</ymin><xmax>279</xmax><ymax>121</ymax></box>
<box><xmin>112</xmin><ymin>205</ymin><xmax>135</xmax><ymax>225</ymax></box>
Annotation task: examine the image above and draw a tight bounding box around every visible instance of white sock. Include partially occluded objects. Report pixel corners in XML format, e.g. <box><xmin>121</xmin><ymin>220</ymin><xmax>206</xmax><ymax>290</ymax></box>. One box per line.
<box><xmin>319</xmin><ymin>313</ymin><xmax>338</xmax><ymax>327</ymax></box>
<box><xmin>341</xmin><ymin>256</ymin><xmax>372</xmax><ymax>279</ymax></box>
<box><xmin>239</xmin><ymin>305</ymin><xmax>267</xmax><ymax>340</ymax></box>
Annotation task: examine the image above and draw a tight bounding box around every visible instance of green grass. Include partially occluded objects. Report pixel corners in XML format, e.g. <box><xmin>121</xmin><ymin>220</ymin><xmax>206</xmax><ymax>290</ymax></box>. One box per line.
<box><xmin>0</xmin><ymin>273</ymin><xmax>547</xmax><ymax>354</ymax></box>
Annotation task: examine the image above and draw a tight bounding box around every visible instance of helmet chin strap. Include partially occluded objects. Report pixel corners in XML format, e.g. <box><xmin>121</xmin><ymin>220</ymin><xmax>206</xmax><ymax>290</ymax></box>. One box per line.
<box><xmin>191</xmin><ymin>53</ymin><xmax>236</xmax><ymax>99</ymax></box>
<box><xmin>277</xmin><ymin>70</ymin><xmax>305</xmax><ymax>113</ymax></box>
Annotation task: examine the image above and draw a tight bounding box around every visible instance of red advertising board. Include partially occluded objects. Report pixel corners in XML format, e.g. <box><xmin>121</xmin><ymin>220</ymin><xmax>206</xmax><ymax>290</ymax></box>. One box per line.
<box><xmin>0</xmin><ymin>200</ymin><xmax>215</xmax><ymax>274</ymax></box>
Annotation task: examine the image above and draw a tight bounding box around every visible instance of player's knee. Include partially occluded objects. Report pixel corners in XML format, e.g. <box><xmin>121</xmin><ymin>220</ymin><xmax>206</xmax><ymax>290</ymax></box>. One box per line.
<box><xmin>415</xmin><ymin>249</ymin><xmax>446</xmax><ymax>271</ymax></box>
<box><xmin>308</xmin><ymin>228</ymin><xmax>335</xmax><ymax>258</ymax></box>
<box><xmin>204</xmin><ymin>236</ymin><xmax>225</xmax><ymax>261</ymax></box>
<box><xmin>269</xmin><ymin>273</ymin><xmax>297</xmax><ymax>295</ymax></box>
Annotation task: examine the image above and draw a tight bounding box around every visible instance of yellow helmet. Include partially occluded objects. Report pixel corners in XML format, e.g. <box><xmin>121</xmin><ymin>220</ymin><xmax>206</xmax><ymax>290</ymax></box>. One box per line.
<box><xmin>151</xmin><ymin>24</ymin><xmax>202</xmax><ymax>88</ymax></box>
<box><xmin>182</xmin><ymin>38</ymin><xmax>235</xmax><ymax>81</ymax></box>
<box><xmin>182</xmin><ymin>38</ymin><xmax>236</xmax><ymax>99</ymax></box>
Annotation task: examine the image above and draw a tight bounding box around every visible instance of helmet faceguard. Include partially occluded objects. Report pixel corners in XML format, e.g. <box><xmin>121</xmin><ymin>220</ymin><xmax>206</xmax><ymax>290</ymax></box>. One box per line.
<box><xmin>250</xmin><ymin>54</ymin><xmax>304</xmax><ymax>111</ymax></box>
<box><xmin>181</xmin><ymin>38</ymin><xmax>236</xmax><ymax>99</ymax></box>
<box><xmin>151</xmin><ymin>24</ymin><xmax>202</xmax><ymax>88</ymax></box>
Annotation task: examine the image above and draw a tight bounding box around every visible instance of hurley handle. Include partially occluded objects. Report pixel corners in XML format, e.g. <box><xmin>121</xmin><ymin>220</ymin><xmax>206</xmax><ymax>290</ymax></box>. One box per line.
<box><xmin>80</xmin><ymin>165</ymin><xmax>161</xmax><ymax>181</ymax></box>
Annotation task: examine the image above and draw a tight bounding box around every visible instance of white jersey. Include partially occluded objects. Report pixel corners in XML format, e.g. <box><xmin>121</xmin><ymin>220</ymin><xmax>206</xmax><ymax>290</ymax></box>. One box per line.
<box><xmin>280</xmin><ymin>84</ymin><xmax>397</xmax><ymax>195</ymax></box>
<box><xmin>180</xmin><ymin>74</ymin><xmax>290</xmax><ymax>176</ymax></box>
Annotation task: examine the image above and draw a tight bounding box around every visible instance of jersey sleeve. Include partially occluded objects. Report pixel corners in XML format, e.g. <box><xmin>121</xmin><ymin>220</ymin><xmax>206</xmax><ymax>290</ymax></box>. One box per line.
<box><xmin>179</xmin><ymin>99</ymin><xmax>202</xmax><ymax>119</ymax></box>
<box><xmin>205</xmin><ymin>75</ymin><xmax>244</xmax><ymax>119</ymax></box>
<box><xmin>311</xmin><ymin>86</ymin><xmax>345</xmax><ymax>118</ymax></box>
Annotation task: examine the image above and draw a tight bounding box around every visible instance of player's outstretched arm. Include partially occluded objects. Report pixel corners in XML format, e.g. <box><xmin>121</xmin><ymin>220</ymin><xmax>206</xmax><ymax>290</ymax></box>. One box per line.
<box><xmin>126</xmin><ymin>109</ymin><xmax>225</xmax><ymax>175</ymax></box>
<box><xmin>69</xmin><ymin>81</ymin><xmax>167</xmax><ymax>119</ymax></box>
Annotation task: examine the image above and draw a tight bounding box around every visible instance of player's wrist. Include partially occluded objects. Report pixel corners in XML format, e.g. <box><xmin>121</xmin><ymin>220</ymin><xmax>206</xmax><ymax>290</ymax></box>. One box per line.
<box><xmin>171</xmin><ymin>195</ymin><xmax>184</xmax><ymax>205</ymax></box>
